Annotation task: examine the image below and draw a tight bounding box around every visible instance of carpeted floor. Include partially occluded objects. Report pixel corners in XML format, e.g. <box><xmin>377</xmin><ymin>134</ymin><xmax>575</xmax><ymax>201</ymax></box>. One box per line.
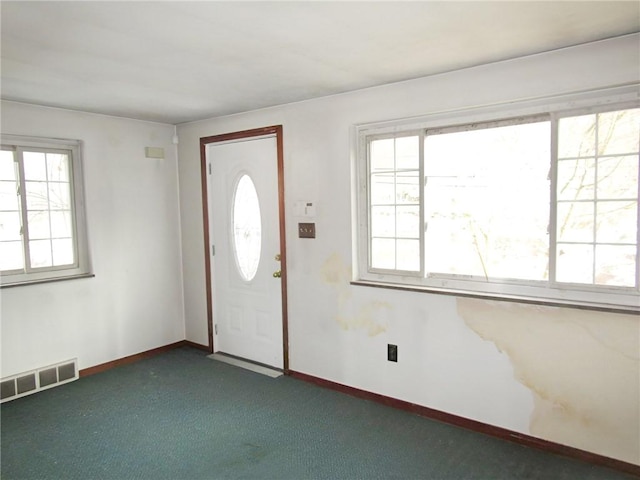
<box><xmin>1</xmin><ymin>346</ymin><xmax>636</xmax><ymax>479</ymax></box>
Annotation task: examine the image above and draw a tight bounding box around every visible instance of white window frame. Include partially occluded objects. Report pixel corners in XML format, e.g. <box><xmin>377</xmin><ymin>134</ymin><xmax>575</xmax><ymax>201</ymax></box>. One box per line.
<box><xmin>1</xmin><ymin>135</ymin><xmax>92</xmax><ymax>287</ymax></box>
<box><xmin>353</xmin><ymin>86</ymin><xmax>640</xmax><ymax>312</ymax></box>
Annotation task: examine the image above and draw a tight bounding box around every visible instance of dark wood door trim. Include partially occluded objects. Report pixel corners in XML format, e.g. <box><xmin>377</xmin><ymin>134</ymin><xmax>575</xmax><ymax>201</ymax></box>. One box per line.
<box><xmin>199</xmin><ymin>126</ymin><xmax>289</xmax><ymax>371</ymax></box>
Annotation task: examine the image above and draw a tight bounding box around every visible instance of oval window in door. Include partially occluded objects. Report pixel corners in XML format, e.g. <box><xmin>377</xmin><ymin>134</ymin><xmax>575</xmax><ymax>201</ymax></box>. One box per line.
<box><xmin>232</xmin><ymin>174</ymin><xmax>262</xmax><ymax>281</ymax></box>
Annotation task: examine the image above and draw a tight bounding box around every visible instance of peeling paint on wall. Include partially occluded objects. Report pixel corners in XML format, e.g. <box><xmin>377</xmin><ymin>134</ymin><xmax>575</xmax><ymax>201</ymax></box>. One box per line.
<box><xmin>320</xmin><ymin>253</ymin><xmax>389</xmax><ymax>336</ymax></box>
<box><xmin>457</xmin><ymin>298</ymin><xmax>640</xmax><ymax>465</ymax></box>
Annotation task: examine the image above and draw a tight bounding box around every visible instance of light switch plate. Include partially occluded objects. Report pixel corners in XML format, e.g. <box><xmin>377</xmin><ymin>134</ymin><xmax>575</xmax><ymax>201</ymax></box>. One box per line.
<box><xmin>298</xmin><ymin>223</ymin><xmax>315</xmax><ymax>238</ymax></box>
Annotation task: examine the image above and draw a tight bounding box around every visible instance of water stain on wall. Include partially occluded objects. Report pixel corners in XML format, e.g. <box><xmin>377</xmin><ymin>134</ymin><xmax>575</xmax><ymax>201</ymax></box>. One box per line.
<box><xmin>320</xmin><ymin>252</ymin><xmax>352</xmax><ymax>304</ymax></box>
<box><xmin>457</xmin><ymin>298</ymin><xmax>640</xmax><ymax>465</ymax></box>
<box><xmin>320</xmin><ymin>253</ymin><xmax>389</xmax><ymax>336</ymax></box>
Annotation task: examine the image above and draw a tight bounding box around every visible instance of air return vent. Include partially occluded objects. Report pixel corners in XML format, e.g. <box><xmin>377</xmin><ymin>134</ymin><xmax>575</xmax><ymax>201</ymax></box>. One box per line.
<box><xmin>1</xmin><ymin>359</ymin><xmax>78</xmax><ymax>403</ymax></box>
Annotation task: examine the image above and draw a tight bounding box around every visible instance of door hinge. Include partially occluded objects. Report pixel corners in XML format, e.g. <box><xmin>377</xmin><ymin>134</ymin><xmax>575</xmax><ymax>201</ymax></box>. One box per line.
<box><xmin>208</xmin><ymin>163</ymin><xmax>212</xmax><ymax>175</ymax></box>
<box><xmin>214</xmin><ymin>324</ymin><xmax>218</xmax><ymax>335</ymax></box>
<box><xmin>211</xmin><ymin>244</ymin><xmax>215</xmax><ymax>256</ymax></box>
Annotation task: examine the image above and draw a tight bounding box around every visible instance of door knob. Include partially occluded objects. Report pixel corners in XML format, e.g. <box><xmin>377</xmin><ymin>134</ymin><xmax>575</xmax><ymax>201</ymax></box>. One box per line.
<box><xmin>273</xmin><ymin>270</ymin><xmax>281</xmax><ymax>278</ymax></box>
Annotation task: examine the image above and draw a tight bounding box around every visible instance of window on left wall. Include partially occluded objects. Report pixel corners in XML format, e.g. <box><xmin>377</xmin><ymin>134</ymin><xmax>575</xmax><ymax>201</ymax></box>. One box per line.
<box><xmin>0</xmin><ymin>135</ymin><xmax>91</xmax><ymax>286</ymax></box>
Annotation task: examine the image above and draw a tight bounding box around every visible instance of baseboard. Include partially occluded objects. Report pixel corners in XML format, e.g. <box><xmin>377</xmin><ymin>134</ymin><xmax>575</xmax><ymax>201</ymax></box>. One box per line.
<box><xmin>288</xmin><ymin>370</ymin><xmax>640</xmax><ymax>477</ymax></box>
<box><xmin>75</xmin><ymin>346</ymin><xmax>639</xmax><ymax>476</ymax></box>
<box><xmin>79</xmin><ymin>341</ymin><xmax>189</xmax><ymax>377</ymax></box>
<box><xmin>183</xmin><ymin>340</ymin><xmax>211</xmax><ymax>353</ymax></box>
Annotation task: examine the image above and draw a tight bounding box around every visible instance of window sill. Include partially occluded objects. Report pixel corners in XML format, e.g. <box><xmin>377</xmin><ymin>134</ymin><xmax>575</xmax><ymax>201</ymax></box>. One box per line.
<box><xmin>351</xmin><ymin>280</ymin><xmax>640</xmax><ymax>315</ymax></box>
<box><xmin>1</xmin><ymin>273</ymin><xmax>95</xmax><ymax>289</ymax></box>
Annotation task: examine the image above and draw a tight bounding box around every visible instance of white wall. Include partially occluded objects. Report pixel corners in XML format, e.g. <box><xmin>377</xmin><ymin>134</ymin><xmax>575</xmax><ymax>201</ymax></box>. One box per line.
<box><xmin>1</xmin><ymin>102</ymin><xmax>185</xmax><ymax>374</ymax></box>
<box><xmin>177</xmin><ymin>35</ymin><xmax>640</xmax><ymax>465</ymax></box>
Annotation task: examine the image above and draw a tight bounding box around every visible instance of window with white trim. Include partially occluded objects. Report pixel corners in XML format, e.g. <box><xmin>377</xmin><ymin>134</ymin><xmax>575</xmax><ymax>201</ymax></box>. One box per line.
<box><xmin>356</xmin><ymin>97</ymin><xmax>640</xmax><ymax>311</ymax></box>
<box><xmin>0</xmin><ymin>135</ymin><xmax>91</xmax><ymax>286</ymax></box>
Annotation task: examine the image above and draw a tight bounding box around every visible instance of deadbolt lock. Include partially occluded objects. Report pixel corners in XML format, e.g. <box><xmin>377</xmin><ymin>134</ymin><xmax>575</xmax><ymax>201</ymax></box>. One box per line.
<box><xmin>275</xmin><ymin>254</ymin><xmax>281</xmax><ymax>261</ymax></box>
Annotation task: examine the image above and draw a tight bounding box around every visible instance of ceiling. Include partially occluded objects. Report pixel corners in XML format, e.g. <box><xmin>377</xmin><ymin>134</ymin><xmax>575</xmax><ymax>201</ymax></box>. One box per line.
<box><xmin>1</xmin><ymin>1</ymin><xmax>638</xmax><ymax>125</ymax></box>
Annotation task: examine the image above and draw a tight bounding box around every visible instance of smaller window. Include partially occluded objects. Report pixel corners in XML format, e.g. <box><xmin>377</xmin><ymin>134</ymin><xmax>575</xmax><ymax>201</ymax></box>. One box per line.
<box><xmin>369</xmin><ymin>134</ymin><xmax>421</xmax><ymax>273</ymax></box>
<box><xmin>1</xmin><ymin>135</ymin><xmax>91</xmax><ymax>286</ymax></box>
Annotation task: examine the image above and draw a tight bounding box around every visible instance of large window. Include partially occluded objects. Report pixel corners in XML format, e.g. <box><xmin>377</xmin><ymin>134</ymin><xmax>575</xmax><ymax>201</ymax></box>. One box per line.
<box><xmin>356</xmin><ymin>98</ymin><xmax>639</xmax><ymax>311</ymax></box>
<box><xmin>0</xmin><ymin>135</ymin><xmax>91</xmax><ymax>286</ymax></box>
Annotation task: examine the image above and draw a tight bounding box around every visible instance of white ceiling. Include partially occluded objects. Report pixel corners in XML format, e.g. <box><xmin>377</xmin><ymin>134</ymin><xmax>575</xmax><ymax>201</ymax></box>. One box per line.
<box><xmin>1</xmin><ymin>1</ymin><xmax>638</xmax><ymax>125</ymax></box>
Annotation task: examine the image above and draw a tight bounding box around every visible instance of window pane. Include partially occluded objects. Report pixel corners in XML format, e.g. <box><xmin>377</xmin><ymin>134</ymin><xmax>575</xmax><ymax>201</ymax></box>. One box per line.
<box><xmin>396</xmin><ymin>206</ymin><xmax>419</xmax><ymax>239</ymax></box>
<box><xmin>596</xmin><ymin>201</ymin><xmax>637</xmax><ymax>244</ymax></box>
<box><xmin>370</xmin><ymin>173</ymin><xmax>394</xmax><ymax>205</ymax></box>
<box><xmin>0</xmin><ymin>211</ymin><xmax>22</xmax><ymax>241</ymax></box>
<box><xmin>557</xmin><ymin>202</ymin><xmax>594</xmax><ymax>243</ymax></box>
<box><xmin>370</xmin><ymin>136</ymin><xmax>419</xmax><ymax>172</ymax></box>
<box><xmin>370</xmin><ymin>139</ymin><xmax>395</xmax><ymax>172</ymax></box>
<box><xmin>558</xmin><ymin>114</ymin><xmax>596</xmax><ymax>158</ymax></box>
<box><xmin>50</xmin><ymin>210</ymin><xmax>72</xmax><ymax>238</ymax></box>
<box><xmin>597</xmin><ymin>156</ymin><xmax>638</xmax><ymax>200</ymax></box>
<box><xmin>396</xmin><ymin>170</ymin><xmax>419</xmax><ymax>204</ymax></box>
<box><xmin>46</xmin><ymin>153</ymin><xmax>70</xmax><ymax>182</ymax></box>
<box><xmin>598</xmin><ymin>108</ymin><xmax>640</xmax><ymax>156</ymax></box>
<box><xmin>424</xmin><ymin>120</ymin><xmax>550</xmax><ymax>281</ymax></box>
<box><xmin>595</xmin><ymin>245</ymin><xmax>636</xmax><ymax>287</ymax></box>
<box><xmin>426</xmin><ymin>219</ymin><xmax>487</xmax><ymax>277</ymax></box>
<box><xmin>232</xmin><ymin>175</ymin><xmax>261</xmax><ymax>282</ymax></box>
<box><xmin>397</xmin><ymin>239</ymin><xmax>420</xmax><ymax>271</ymax></box>
<box><xmin>371</xmin><ymin>206</ymin><xmax>395</xmax><ymax>237</ymax></box>
<box><xmin>25</xmin><ymin>181</ymin><xmax>49</xmax><ymax>210</ymax></box>
<box><xmin>23</xmin><ymin>151</ymin><xmax>47</xmax><ymax>181</ymax></box>
<box><xmin>48</xmin><ymin>183</ymin><xmax>71</xmax><ymax>210</ymax></box>
<box><xmin>556</xmin><ymin>244</ymin><xmax>594</xmax><ymax>284</ymax></box>
<box><xmin>0</xmin><ymin>150</ymin><xmax>16</xmax><ymax>181</ymax></box>
<box><xmin>0</xmin><ymin>180</ymin><xmax>19</xmax><ymax>211</ymax></box>
<box><xmin>557</xmin><ymin>159</ymin><xmax>595</xmax><ymax>201</ymax></box>
<box><xmin>0</xmin><ymin>241</ymin><xmax>24</xmax><ymax>270</ymax></box>
<box><xmin>29</xmin><ymin>239</ymin><xmax>53</xmax><ymax>268</ymax></box>
<box><xmin>371</xmin><ymin>238</ymin><xmax>395</xmax><ymax>270</ymax></box>
<box><xmin>52</xmin><ymin>238</ymin><xmax>74</xmax><ymax>266</ymax></box>
<box><xmin>395</xmin><ymin>136</ymin><xmax>419</xmax><ymax>170</ymax></box>
<box><xmin>27</xmin><ymin>210</ymin><xmax>51</xmax><ymax>240</ymax></box>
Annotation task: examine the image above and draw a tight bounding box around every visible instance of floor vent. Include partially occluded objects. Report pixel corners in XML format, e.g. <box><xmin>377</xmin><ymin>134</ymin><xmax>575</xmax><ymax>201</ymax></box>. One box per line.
<box><xmin>1</xmin><ymin>359</ymin><xmax>78</xmax><ymax>403</ymax></box>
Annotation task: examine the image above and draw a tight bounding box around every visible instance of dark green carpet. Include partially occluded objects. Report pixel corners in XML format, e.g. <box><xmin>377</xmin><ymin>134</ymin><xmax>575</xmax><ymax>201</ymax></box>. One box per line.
<box><xmin>1</xmin><ymin>347</ymin><xmax>636</xmax><ymax>479</ymax></box>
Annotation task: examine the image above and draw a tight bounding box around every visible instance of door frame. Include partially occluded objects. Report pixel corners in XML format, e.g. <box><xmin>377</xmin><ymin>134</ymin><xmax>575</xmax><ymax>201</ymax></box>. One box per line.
<box><xmin>199</xmin><ymin>125</ymin><xmax>289</xmax><ymax>372</ymax></box>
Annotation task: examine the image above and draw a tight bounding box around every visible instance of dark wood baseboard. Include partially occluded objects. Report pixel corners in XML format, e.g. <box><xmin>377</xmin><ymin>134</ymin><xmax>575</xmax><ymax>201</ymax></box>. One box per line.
<box><xmin>79</xmin><ymin>340</ymin><xmax>191</xmax><ymax>377</ymax></box>
<box><xmin>183</xmin><ymin>340</ymin><xmax>211</xmax><ymax>353</ymax></box>
<box><xmin>75</xmin><ymin>344</ymin><xmax>639</xmax><ymax>476</ymax></box>
<box><xmin>288</xmin><ymin>370</ymin><xmax>640</xmax><ymax>477</ymax></box>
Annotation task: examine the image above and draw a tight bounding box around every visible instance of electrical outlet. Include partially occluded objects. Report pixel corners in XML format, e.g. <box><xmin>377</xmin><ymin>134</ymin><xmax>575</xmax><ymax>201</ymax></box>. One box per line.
<box><xmin>387</xmin><ymin>344</ymin><xmax>398</xmax><ymax>362</ymax></box>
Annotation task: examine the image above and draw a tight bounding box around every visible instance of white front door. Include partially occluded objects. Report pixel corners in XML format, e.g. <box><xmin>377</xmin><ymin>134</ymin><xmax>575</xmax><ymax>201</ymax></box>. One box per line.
<box><xmin>207</xmin><ymin>135</ymin><xmax>283</xmax><ymax>369</ymax></box>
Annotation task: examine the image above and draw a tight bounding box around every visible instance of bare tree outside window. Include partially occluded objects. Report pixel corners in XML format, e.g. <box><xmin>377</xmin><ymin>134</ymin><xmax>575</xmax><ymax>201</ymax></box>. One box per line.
<box><xmin>557</xmin><ymin>108</ymin><xmax>639</xmax><ymax>287</ymax></box>
<box><xmin>362</xmin><ymin>102</ymin><xmax>639</xmax><ymax>309</ymax></box>
<box><xmin>423</xmin><ymin>120</ymin><xmax>550</xmax><ymax>282</ymax></box>
<box><xmin>0</xmin><ymin>136</ymin><xmax>90</xmax><ymax>286</ymax></box>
